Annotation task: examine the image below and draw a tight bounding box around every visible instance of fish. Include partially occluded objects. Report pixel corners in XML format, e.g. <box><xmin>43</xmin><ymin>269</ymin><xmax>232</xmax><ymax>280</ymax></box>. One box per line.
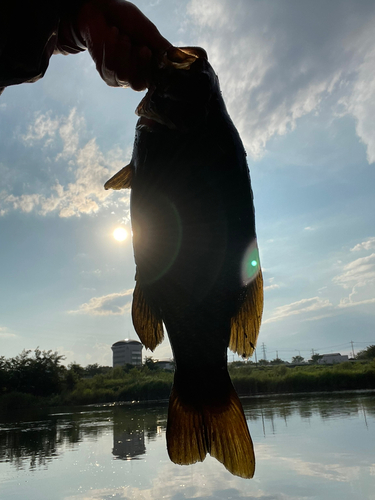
<box><xmin>104</xmin><ymin>46</ymin><xmax>263</xmax><ymax>478</ymax></box>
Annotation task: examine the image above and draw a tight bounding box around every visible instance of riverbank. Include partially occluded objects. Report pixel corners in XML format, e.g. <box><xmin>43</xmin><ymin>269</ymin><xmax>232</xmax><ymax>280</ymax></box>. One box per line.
<box><xmin>1</xmin><ymin>361</ymin><xmax>374</xmax><ymax>411</ymax></box>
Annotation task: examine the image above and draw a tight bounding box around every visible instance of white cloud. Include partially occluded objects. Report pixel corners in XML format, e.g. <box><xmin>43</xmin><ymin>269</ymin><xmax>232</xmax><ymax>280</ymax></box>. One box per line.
<box><xmin>333</xmin><ymin>253</ymin><xmax>375</xmax><ymax>288</ymax></box>
<box><xmin>351</xmin><ymin>237</ymin><xmax>375</xmax><ymax>252</ymax></box>
<box><xmin>56</xmin><ymin>108</ymin><xmax>85</xmax><ymax>159</ymax></box>
<box><xmin>186</xmin><ymin>0</ymin><xmax>375</xmax><ymax>162</ymax></box>
<box><xmin>84</xmin><ymin>343</ymin><xmax>112</xmax><ymax>366</ymax></box>
<box><xmin>2</xmin><ymin>109</ymin><xmax>130</xmax><ymax>218</ymax></box>
<box><xmin>69</xmin><ymin>289</ymin><xmax>133</xmax><ymax>316</ymax></box>
<box><xmin>264</xmin><ymin>297</ymin><xmax>333</xmax><ymax>324</ymax></box>
<box><xmin>64</xmin><ymin>455</ymin><xmax>293</xmax><ymax>500</ymax></box>
<box><xmin>264</xmin><ymin>284</ymin><xmax>280</xmax><ymax>291</ymax></box>
<box><xmin>280</xmin><ymin>456</ymin><xmax>360</xmax><ymax>483</ymax></box>
<box><xmin>333</xmin><ymin>251</ymin><xmax>375</xmax><ymax>308</ymax></box>
<box><xmin>22</xmin><ymin>110</ymin><xmax>59</xmax><ymax>146</ymax></box>
<box><xmin>0</xmin><ymin>326</ymin><xmax>16</xmax><ymax>338</ymax></box>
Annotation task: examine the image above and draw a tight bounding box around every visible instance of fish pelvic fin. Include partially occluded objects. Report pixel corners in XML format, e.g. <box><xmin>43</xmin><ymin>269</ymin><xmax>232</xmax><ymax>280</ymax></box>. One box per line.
<box><xmin>104</xmin><ymin>163</ymin><xmax>133</xmax><ymax>190</ymax></box>
<box><xmin>167</xmin><ymin>372</ymin><xmax>255</xmax><ymax>479</ymax></box>
<box><xmin>132</xmin><ymin>281</ymin><xmax>164</xmax><ymax>351</ymax></box>
<box><xmin>229</xmin><ymin>269</ymin><xmax>264</xmax><ymax>358</ymax></box>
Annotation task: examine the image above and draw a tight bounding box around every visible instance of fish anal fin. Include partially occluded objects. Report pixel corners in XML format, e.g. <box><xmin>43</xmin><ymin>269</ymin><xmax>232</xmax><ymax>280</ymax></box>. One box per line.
<box><xmin>230</xmin><ymin>269</ymin><xmax>264</xmax><ymax>358</ymax></box>
<box><xmin>131</xmin><ymin>281</ymin><xmax>164</xmax><ymax>351</ymax></box>
<box><xmin>167</xmin><ymin>373</ymin><xmax>255</xmax><ymax>479</ymax></box>
<box><xmin>104</xmin><ymin>163</ymin><xmax>133</xmax><ymax>190</ymax></box>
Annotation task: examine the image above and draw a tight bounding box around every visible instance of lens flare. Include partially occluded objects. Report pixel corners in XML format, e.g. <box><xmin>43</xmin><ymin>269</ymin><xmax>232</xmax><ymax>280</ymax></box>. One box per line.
<box><xmin>241</xmin><ymin>240</ymin><xmax>261</xmax><ymax>284</ymax></box>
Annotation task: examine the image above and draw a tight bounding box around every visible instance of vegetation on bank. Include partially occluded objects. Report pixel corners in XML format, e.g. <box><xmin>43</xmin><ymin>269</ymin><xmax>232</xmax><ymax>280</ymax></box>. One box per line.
<box><xmin>1</xmin><ymin>347</ymin><xmax>374</xmax><ymax>410</ymax></box>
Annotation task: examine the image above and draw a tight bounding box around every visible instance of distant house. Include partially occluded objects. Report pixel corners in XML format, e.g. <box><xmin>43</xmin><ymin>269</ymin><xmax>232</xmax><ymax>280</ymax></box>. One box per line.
<box><xmin>318</xmin><ymin>353</ymin><xmax>349</xmax><ymax>365</ymax></box>
<box><xmin>111</xmin><ymin>339</ymin><xmax>143</xmax><ymax>367</ymax></box>
<box><xmin>155</xmin><ymin>360</ymin><xmax>175</xmax><ymax>371</ymax></box>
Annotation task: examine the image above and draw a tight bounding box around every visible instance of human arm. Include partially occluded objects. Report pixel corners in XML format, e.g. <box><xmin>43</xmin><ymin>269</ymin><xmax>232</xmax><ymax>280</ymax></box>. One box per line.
<box><xmin>0</xmin><ymin>0</ymin><xmax>170</xmax><ymax>94</ymax></box>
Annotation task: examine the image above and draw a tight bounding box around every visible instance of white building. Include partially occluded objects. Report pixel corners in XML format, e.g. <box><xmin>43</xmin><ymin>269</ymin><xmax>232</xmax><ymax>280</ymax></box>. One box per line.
<box><xmin>111</xmin><ymin>339</ymin><xmax>143</xmax><ymax>367</ymax></box>
<box><xmin>318</xmin><ymin>353</ymin><xmax>349</xmax><ymax>365</ymax></box>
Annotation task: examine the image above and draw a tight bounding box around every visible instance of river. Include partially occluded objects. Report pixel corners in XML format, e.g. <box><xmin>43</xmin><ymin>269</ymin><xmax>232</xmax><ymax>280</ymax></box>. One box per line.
<box><xmin>0</xmin><ymin>391</ymin><xmax>374</xmax><ymax>499</ymax></box>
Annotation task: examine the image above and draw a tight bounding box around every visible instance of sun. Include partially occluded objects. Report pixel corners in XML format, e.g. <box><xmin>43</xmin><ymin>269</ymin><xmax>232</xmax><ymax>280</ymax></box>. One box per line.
<box><xmin>113</xmin><ymin>227</ymin><xmax>128</xmax><ymax>241</ymax></box>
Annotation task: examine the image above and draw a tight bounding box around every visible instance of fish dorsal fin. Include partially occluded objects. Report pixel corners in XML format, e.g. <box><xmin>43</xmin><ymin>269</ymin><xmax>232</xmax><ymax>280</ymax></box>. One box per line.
<box><xmin>104</xmin><ymin>163</ymin><xmax>133</xmax><ymax>190</ymax></box>
<box><xmin>229</xmin><ymin>269</ymin><xmax>263</xmax><ymax>358</ymax></box>
<box><xmin>132</xmin><ymin>281</ymin><xmax>164</xmax><ymax>351</ymax></box>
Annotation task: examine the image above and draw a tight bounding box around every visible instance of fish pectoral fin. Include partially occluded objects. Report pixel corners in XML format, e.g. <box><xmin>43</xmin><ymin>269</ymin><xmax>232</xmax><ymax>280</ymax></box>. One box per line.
<box><xmin>229</xmin><ymin>269</ymin><xmax>264</xmax><ymax>358</ymax></box>
<box><xmin>132</xmin><ymin>281</ymin><xmax>164</xmax><ymax>351</ymax></box>
<box><xmin>104</xmin><ymin>163</ymin><xmax>133</xmax><ymax>190</ymax></box>
<box><xmin>167</xmin><ymin>373</ymin><xmax>255</xmax><ymax>479</ymax></box>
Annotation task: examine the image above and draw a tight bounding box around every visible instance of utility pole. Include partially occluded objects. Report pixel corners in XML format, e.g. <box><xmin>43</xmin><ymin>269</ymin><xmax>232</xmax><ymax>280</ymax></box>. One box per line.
<box><xmin>261</xmin><ymin>342</ymin><xmax>267</xmax><ymax>361</ymax></box>
<box><xmin>276</xmin><ymin>350</ymin><xmax>279</xmax><ymax>360</ymax></box>
<box><xmin>311</xmin><ymin>348</ymin><xmax>315</xmax><ymax>357</ymax></box>
<box><xmin>254</xmin><ymin>348</ymin><xmax>258</xmax><ymax>367</ymax></box>
<box><xmin>351</xmin><ymin>341</ymin><xmax>355</xmax><ymax>359</ymax></box>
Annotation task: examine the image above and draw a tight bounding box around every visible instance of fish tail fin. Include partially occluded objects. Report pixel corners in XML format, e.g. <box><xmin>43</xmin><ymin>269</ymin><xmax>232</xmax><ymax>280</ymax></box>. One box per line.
<box><xmin>167</xmin><ymin>370</ymin><xmax>255</xmax><ymax>478</ymax></box>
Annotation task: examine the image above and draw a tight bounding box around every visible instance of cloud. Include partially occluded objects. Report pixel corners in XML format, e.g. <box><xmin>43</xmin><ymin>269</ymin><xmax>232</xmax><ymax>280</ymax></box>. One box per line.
<box><xmin>186</xmin><ymin>0</ymin><xmax>375</xmax><ymax>162</ymax></box>
<box><xmin>64</xmin><ymin>455</ymin><xmax>292</xmax><ymax>500</ymax></box>
<box><xmin>264</xmin><ymin>277</ymin><xmax>280</xmax><ymax>292</ymax></box>
<box><xmin>264</xmin><ymin>284</ymin><xmax>280</xmax><ymax>291</ymax></box>
<box><xmin>264</xmin><ymin>297</ymin><xmax>333</xmax><ymax>324</ymax></box>
<box><xmin>344</xmin><ymin>45</ymin><xmax>375</xmax><ymax>164</ymax></box>
<box><xmin>56</xmin><ymin>108</ymin><xmax>85</xmax><ymax>159</ymax></box>
<box><xmin>280</xmin><ymin>456</ymin><xmax>360</xmax><ymax>483</ymax></box>
<box><xmin>2</xmin><ymin>109</ymin><xmax>130</xmax><ymax>218</ymax></box>
<box><xmin>351</xmin><ymin>237</ymin><xmax>375</xmax><ymax>252</ymax></box>
<box><xmin>22</xmin><ymin>110</ymin><xmax>60</xmax><ymax>146</ymax></box>
<box><xmin>0</xmin><ymin>326</ymin><xmax>16</xmax><ymax>338</ymax></box>
<box><xmin>333</xmin><ymin>250</ymin><xmax>375</xmax><ymax>308</ymax></box>
<box><xmin>333</xmin><ymin>253</ymin><xmax>375</xmax><ymax>288</ymax></box>
<box><xmin>69</xmin><ymin>289</ymin><xmax>133</xmax><ymax>316</ymax></box>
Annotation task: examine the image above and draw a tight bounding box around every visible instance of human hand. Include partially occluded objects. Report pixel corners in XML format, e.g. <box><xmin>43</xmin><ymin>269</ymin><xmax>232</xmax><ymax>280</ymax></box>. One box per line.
<box><xmin>58</xmin><ymin>0</ymin><xmax>171</xmax><ymax>91</ymax></box>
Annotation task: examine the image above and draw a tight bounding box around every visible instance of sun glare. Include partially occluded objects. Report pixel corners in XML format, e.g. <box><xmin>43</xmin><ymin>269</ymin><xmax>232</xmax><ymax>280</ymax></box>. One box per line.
<box><xmin>113</xmin><ymin>227</ymin><xmax>128</xmax><ymax>241</ymax></box>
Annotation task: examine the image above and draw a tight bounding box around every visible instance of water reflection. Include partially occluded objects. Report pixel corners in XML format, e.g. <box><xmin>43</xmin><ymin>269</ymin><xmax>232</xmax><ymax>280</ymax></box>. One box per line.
<box><xmin>112</xmin><ymin>407</ymin><xmax>162</xmax><ymax>460</ymax></box>
<box><xmin>0</xmin><ymin>391</ymin><xmax>373</xmax><ymax>472</ymax></box>
<box><xmin>243</xmin><ymin>391</ymin><xmax>375</xmax><ymax>437</ymax></box>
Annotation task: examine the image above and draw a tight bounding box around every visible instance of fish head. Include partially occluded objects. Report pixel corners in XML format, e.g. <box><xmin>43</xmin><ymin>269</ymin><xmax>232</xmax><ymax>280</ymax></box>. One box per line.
<box><xmin>136</xmin><ymin>47</ymin><xmax>220</xmax><ymax>132</ymax></box>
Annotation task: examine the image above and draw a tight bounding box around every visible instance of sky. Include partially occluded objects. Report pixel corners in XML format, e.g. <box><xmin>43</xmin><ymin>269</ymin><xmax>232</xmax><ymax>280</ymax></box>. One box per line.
<box><xmin>1</xmin><ymin>0</ymin><xmax>375</xmax><ymax>367</ymax></box>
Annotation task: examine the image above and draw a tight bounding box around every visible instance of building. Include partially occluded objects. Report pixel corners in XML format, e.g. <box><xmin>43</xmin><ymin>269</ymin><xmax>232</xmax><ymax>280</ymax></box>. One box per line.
<box><xmin>318</xmin><ymin>353</ymin><xmax>349</xmax><ymax>365</ymax></box>
<box><xmin>154</xmin><ymin>360</ymin><xmax>175</xmax><ymax>371</ymax></box>
<box><xmin>111</xmin><ymin>339</ymin><xmax>143</xmax><ymax>367</ymax></box>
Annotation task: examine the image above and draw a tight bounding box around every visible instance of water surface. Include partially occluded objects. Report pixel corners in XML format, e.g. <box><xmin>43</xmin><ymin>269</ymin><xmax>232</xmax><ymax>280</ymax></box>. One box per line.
<box><xmin>0</xmin><ymin>391</ymin><xmax>374</xmax><ymax>499</ymax></box>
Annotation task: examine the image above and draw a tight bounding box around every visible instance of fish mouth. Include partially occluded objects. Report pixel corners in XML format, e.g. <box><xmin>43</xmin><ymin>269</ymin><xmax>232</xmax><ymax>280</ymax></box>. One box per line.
<box><xmin>136</xmin><ymin>90</ymin><xmax>176</xmax><ymax>130</ymax></box>
<box><xmin>136</xmin><ymin>47</ymin><xmax>207</xmax><ymax>131</ymax></box>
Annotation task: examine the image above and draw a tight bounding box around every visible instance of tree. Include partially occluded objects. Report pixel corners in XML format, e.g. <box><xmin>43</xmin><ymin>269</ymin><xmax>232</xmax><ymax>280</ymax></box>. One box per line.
<box><xmin>6</xmin><ymin>348</ymin><xmax>65</xmax><ymax>396</ymax></box>
<box><xmin>258</xmin><ymin>359</ymin><xmax>269</xmax><ymax>366</ymax></box>
<box><xmin>270</xmin><ymin>357</ymin><xmax>285</xmax><ymax>365</ymax></box>
<box><xmin>356</xmin><ymin>345</ymin><xmax>375</xmax><ymax>360</ymax></box>
<box><xmin>84</xmin><ymin>363</ymin><xmax>110</xmax><ymax>377</ymax></box>
<box><xmin>144</xmin><ymin>357</ymin><xmax>159</xmax><ymax>370</ymax></box>
<box><xmin>309</xmin><ymin>353</ymin><xmax>323</xmax><ymax>364</ymax></box>
<box><xmin>291</xmin><ymin>355</ymin><xmax>305</xmax><ymax>364</ymax></box>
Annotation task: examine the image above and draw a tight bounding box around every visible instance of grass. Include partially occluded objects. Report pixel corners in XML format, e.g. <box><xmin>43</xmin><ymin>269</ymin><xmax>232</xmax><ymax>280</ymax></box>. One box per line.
<box><xmin>230</xmin><ymin>361</ymin><xmax>375</xmax><ymax>396</ymax></box>
<box><xmin>1</xmin><ymin>361</ymin><xmax>374</xmax><ymax>410</ymax></box>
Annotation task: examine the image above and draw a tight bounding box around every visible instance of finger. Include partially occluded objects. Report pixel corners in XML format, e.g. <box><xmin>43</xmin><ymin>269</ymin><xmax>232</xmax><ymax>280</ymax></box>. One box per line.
<box><xmin>104</xmin><ymin>0</ymin><xmax>171</xmax><ymax>52</ymax></box>
<box><xmin>101</xmin><ymin>27</ymin><xmax>132</xmax><ymax>87</ymax></box>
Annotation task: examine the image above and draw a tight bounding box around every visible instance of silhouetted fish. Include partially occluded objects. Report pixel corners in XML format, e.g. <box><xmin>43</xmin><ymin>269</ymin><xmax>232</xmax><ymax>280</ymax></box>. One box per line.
<box><xmin>105</xmin><ymin>47</ymin><xmax>263</xmax><ymax>478</ymax></box>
